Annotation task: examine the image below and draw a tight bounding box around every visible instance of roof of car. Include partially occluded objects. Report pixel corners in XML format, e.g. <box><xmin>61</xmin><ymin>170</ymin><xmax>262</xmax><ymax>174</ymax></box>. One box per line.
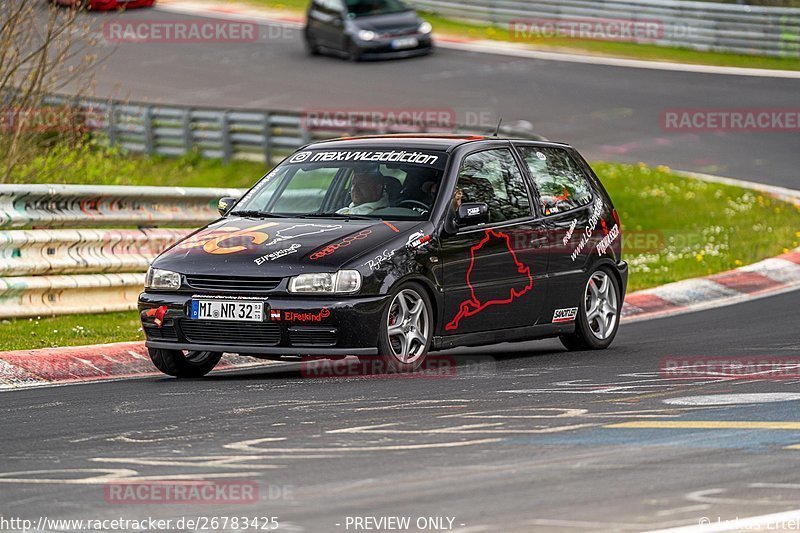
<box><xmin>305</xmin><ymin>133</ymin><xmax>561</xmax><ymax>152</ymax></box>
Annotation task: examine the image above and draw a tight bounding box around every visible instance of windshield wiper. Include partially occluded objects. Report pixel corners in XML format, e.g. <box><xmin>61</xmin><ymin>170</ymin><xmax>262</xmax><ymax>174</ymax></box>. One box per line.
<box><xmin>301</xmin><ymin>212</ymin><xmax>376</xmax><ymax>221</ymax></box>
<box><xmin>230</xmin><ymin>210</ymin><xmax>291</xmax><ymax>218</ymax></box>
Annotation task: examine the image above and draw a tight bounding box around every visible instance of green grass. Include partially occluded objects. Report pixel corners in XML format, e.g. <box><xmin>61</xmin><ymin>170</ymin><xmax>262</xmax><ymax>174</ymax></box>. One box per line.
<box><xmin>237</xmin><ymin>0</ymin><xmax>800</xmax><ymax>71</ymax></box>
<box><xmin>5</xmin><ymin>140</ymin><xmax>267</xmax><ymax>188</ymax></box>
<box><xmin>595</xmin><ymin>162</ymin><xmax>800</xmax><ymax>291</ymax></box>
<box><xmin>0</xmin><ymin>312</ymin><xmax>144</xmax><ymax>351</ymax></box>
<box><xmin>2</xmin><ymin>160</ymin><xmax>799</xmax><ymax>350</ymax></box>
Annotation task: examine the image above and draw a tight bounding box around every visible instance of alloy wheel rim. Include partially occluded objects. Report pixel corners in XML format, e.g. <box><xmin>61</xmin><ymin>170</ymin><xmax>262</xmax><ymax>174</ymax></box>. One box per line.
<box><xmin>584</xmin><ymin>271</ymin><xmax>618</xmax><ymax>340</ymax></box>
<box><xmin>387</xmin><ymin>289</ymin><xmax>429</xmax><ymax>364</ymax></box>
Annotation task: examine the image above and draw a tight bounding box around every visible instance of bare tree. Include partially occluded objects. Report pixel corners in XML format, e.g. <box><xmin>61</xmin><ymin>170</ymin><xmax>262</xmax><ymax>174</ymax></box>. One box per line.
<box><xmin>0</xmin><ymin>0</ymin><xmax>101</xmax><ymax>183</ymax></box>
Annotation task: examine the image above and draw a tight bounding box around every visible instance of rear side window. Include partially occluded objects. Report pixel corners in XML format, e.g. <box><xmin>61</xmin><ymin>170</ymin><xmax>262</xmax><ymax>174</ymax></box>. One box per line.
<box><xmin>455</xmin><ymin>149</ymin><xmax>532</xmax><ymax>223</ymax></box>
<box><xmin>517</xmin><ymin>146</ymin><xmax>593</xmax><ymax>216</ymax></box>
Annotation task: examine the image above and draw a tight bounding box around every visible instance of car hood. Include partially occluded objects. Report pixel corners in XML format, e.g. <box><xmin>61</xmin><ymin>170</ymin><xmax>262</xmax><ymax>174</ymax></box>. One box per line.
<box><xmin>352</xmin><ymin>10</ymin><xmax>420</xmax><ymax>33</ymax></box>
<box><xmin>154</xmin><ymin>216</ymin><xmax>424</xmax><ymax>277</ymax></box>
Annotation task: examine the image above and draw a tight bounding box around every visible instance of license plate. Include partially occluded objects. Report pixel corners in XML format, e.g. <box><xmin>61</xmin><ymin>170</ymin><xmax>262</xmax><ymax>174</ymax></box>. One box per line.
<box><xmin>392</xmin><ymin>37</ymin><xmax>418</xmax><ymax>49</ymax></box>
<box><xmin>190</xmin><ymin>300</ymin><xmax>264</xmax><ymax>322</ymax></box>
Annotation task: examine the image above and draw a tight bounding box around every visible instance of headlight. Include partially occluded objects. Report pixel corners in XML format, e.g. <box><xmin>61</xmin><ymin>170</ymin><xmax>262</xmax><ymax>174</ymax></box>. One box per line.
<box><xmin>358</xmin><ymin>30</ymin><xmax>376</xmax><ymax>41</ymax></box>
<box><xmin>145</xmin><ymin>267</ymin><xmax>181</xmax><ymax>290</ymax></box>
<box><xmin>418</xmin><ymin>21</ymin><xmax>432</xmax><ymax>34</ymax></box>
<box><xmin>288</xmin><ymin>270</ymin><xmax>362</xmax><ymax>294</ymax></box>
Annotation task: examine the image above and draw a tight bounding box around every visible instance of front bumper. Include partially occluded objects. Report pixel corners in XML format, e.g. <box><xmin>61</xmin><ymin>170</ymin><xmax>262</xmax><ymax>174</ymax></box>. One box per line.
<box><xmin>138</xmin><ymin>292</ymin><xmax>389</xmax><ymax>356</ymax></box>
<box><xmin>355</xmin><ymin>35</ymin><xmax>433</xmax><ymax>59</ymax></box>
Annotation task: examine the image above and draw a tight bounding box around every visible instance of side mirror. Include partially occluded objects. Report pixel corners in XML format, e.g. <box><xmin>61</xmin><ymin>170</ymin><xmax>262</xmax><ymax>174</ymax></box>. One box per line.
<box><xmin>217</xmin><ymin>197</ymin><xmax>237</xmax><ymax>216</ymax></box>
<box><xmin>456</xmin><ymin>202</ymin><xmax>489</xmax><ymax>226</ymax></box>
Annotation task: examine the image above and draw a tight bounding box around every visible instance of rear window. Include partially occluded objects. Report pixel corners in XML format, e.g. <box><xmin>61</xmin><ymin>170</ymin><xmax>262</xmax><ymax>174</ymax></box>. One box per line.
<box><xmin>517</xmin><ymin>146</ymin><xmax>593</xmax><ymax>216</ymax></box>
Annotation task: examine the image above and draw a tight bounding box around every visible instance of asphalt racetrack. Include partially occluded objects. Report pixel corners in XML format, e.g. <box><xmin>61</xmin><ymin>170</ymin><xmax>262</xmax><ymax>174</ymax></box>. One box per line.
<box><xmin>80</xmin><ymin>9</ymin><xmax>800</xmax><ymax>187</ymax></box>
<box><xmin>4</xmin><ymin>6</ymin><xmax>800</xmax><ymax>532</ymax></box>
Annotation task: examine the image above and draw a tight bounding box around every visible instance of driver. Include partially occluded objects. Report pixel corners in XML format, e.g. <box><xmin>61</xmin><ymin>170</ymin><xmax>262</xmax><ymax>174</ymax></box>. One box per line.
<box><xmin>337</xmin><ymin>169</ymin><xmax>389</xmax><ymax>215</ymax></box>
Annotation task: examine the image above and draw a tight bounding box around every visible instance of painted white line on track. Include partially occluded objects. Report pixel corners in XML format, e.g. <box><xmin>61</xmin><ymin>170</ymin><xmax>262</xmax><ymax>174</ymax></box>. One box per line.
<box><xmin>439</xmin><ymin>41</ymin><xmax>800</xmax><ymax>79</ymax></box>
<box><xmin>664</xmin><ymin>393</ymin><xmax>800</xmax><ymax>406</ymax></box>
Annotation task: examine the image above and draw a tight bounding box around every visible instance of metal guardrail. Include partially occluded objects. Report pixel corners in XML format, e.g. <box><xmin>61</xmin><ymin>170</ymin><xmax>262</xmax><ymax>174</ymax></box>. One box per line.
<box><xmin>0</xmin><ymin>184</ymin><xmax>242</xmax><ymax>229</ymax></box>
<box><xmin>39</xmin><ymin>95</ymin><xmax>540</xmax><ymax>165</ymax></box>
<box><xmin>42</xmin><ymin>95</ymin><xmax>316</xmax><ymax>165</ymax></box>
<box><xmin>0</xmin><ymin>229</ymin><xmax>192</xmax><ymax>276</ymax></box>
<box><xmin>0</xmin><ymin>273</ymin><xmax>146</xmax><ymax>319</ymax></box>
<box><xmin>0</xmin><ymin>185</ymin><xmax>246</xmax><ymax>318</ymax></box>
<box><xmin>407</xmin><ymin>0</ymin><xmax>800</xmax><ymax>58</ymax></box>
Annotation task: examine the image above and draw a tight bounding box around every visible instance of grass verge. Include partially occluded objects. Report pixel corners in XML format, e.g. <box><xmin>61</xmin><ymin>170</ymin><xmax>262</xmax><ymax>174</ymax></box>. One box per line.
<box><xmin>2</xmin><ymin>160</ymin><xmax>799</xmax><ymax>350</ymax></box>
<box><xmin>0</xmin><ymin>312</ymin><xmax>143</xmax><ymax>352</ymax></box>
<box><xmin>596</xmin><ymin>162</ymin><xmax>800</xmax><ymax>291</ymax></box>
<box><xmin>5</xmin><ymin>140</ymin><xmax>267</xmax><ymax>188</ymax></box>
<box><xmin>237</xmin><ymin>0</ymin><xmax>800</xmax><ymax>71</ymax></box>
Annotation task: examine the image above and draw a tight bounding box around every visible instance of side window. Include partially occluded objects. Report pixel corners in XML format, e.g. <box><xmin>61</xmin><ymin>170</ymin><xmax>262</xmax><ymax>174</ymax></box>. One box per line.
<box><xmin>518</xmin><ymin>146</ymin><xmax>592</xmax><ymax>216</ymax></box>
<box><xmin>455</xmin><ymin>149</ymin><xmax>532</xmax><ymax>223</ymax></box>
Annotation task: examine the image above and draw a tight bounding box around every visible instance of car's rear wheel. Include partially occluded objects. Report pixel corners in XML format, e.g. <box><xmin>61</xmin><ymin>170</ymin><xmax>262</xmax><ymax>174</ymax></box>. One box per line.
<box><xmin>376</xmin><ymin>282</ymin><xmax>433</xmax><ymax>373</ymax></box>
<box><xmin>559</xmin><ymin>267</ymin><xmax>620</xmax><ymax>351</ymax></box>
<box><xmin>148</xmin><ymin>348</ymin><xmax>223</xmax><ymax>378</ymax></box>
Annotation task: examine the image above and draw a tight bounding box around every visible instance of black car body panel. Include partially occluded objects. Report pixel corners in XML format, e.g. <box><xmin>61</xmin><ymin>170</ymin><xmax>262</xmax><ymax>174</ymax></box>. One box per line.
<box><xmin>140</xmin><ymin>135</ymin><xmax>628</xmax><ymax>358</ymax></box>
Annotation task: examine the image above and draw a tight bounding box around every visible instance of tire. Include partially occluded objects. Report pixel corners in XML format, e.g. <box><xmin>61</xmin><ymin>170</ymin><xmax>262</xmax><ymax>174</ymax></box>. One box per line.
<box><xmin>559</xmin><ymin>266</ymin><xmax>621</xmax><ymax>351</ymax></box>
<box><xmin>148</xmin><ymin>348</ymin><xmax>223</xmax><ymax>378</ymax></box>
<box><xmin>304</xmin><ymin>33</ymin><xmax>320</xmax><ymax>56</ymax></box>
<box><xmin>346</xmin><ymin>41</ymin><xmax>363</xmax><ymax>62</ymax></box>
<box><xmin>373</xmin><ymin>282</ymin><xmax>433</xmax><ymax>373</ymax></box>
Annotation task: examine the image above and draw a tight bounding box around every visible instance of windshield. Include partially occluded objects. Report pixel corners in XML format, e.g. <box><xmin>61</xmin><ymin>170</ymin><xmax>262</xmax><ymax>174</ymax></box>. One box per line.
<box><xmin>345</xmin><ymin>0</ymin><xmax>410</xmax><ymax>18</ymax></box>
<box><xmin>234</xmin><ymin>148</ymin><xmax>448</xmax><ymax>221</ymax></box>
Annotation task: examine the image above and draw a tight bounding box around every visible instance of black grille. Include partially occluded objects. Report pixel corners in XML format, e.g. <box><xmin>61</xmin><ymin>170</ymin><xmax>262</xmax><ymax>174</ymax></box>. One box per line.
<box><xmin>180</xmin><ymin>320</ymin><xmax>281</xmax><ymax>346</ymax></box>
<box><xmin>380</xmin><ymin>28</ymin><xmax>418</xmax><ymax>38</ymax></box>
<box><xmin>288</xmin><ymin>327</ymin><xmax>338</xmax><ymax>347</ymax></box>
<box><xmin>185</xmin><ymin>275</ymin><xmax>281</xmax><ymax>293</ymax></box>
<box><xmin>143</xmin><ymin>324</ymin><xmax>178</xmax><ymax>341</ymax></box>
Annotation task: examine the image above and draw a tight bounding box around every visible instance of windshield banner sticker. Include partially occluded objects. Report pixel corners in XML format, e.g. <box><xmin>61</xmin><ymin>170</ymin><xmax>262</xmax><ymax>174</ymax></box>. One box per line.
<box><xmin>289</xmin><ymin>150</ymin><xmax>440</xmax><ymax>166</ymax></box>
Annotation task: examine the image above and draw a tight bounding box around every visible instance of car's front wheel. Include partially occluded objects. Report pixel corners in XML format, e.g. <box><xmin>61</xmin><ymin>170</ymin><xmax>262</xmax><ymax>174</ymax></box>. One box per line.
<box><xmin>346</xmin><ymin>40</ymin><xmax>363</xmax><ymax>62</ymax></box>
<box><xmin>304</xmin><ymin>32</ymin><xmax>320</xmax><ymax>56</ymax></box>
<box><xmin>376</xmin><ymin>282</ymin><xmax>433</xmax><ymax>373</ymax></box>
<box><xmin>559</xmin><ymin>267</ymin><xmax>621</xmax><ymax>351</ymax></box>
<box><xmin>148</xmin><ymin>348</ymin><xmax>223</xmax><ymax>378</ymax></box>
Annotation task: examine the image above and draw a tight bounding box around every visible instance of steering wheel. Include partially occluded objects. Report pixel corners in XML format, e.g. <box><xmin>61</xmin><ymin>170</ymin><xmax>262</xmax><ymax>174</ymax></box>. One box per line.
<box><xmin>398</xmin><ymin>200</ymin><xmax>430</xmax><ymax>214</ymax></box>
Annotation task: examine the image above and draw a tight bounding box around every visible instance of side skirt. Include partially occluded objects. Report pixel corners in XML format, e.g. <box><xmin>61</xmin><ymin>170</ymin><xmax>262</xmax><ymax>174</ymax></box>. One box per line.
<box><xmin>432</xmin><ymin>323</ymin><xmax>575</xmax><ymax>351</ymax></box>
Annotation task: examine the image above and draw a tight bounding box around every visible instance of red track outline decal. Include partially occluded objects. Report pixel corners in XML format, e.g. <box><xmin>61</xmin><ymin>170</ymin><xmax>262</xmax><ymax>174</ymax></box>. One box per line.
<box><xmin>445</xmin><ymin>228</ymin><xmax>534</xmax><ymax>331</ymax></box>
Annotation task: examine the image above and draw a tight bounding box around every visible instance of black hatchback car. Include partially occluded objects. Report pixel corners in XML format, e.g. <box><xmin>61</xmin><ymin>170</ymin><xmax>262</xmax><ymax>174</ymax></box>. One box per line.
<box><xmin>140</xmin><ymin>135</ymin><xmax>628</xmax><ymax>377</ymax></box>
<box><xmin>304</xmin><ymin>0</ymin><xmax>433</xmax><ymax>60</ymax></box>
